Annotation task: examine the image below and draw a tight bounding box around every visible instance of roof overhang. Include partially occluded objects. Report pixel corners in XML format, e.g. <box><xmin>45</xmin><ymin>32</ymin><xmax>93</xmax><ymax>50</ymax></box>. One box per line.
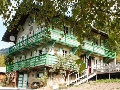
<box><xmin>2</xmin><ymin>14</ymin><xmax>29</xmax><ymax>43</ymax></box>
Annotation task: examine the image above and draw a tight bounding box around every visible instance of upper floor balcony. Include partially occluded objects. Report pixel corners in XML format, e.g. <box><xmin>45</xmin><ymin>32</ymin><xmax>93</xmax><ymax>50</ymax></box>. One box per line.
<box><xmin>82</xmin><ymin>41</ymin><xmax>116</xmax><ymax>58</ymax></box>
<box><xmin>8</xmin><ymin>28</ymin><xmax>80</xmax><ymax>55</ymax></box>
<box><xmin>6</xmin><ymin>54</ymin><xmax>57</xmax><ymax>72</ymax></box>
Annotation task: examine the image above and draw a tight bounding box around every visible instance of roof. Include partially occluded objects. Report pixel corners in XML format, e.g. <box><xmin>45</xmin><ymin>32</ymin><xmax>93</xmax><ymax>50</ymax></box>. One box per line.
<box><xmin>2</xmin><ymin>14</ymin><xmax>29</xmax><ymax>43</ymax></box>
<box><xmin>0</xmin><ymin>67</ymin><xmax>6</xmax><ymax>73</ymax></box>
<box><xmin>91</xmin><ymin>28</ymin><xmax>108</xmax><ymax>38</ymax></box>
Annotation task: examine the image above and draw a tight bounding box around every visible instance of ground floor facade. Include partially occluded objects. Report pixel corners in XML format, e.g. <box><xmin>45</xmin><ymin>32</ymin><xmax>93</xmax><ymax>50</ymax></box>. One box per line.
<box><xmin>9</xmin><ymin>67</ymin><xmax>76</xmax><ymax>89</ymax></box>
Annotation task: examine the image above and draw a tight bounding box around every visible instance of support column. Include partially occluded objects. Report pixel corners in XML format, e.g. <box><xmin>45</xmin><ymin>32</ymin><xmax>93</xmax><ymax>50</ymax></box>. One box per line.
<box><xmin>109</xmin><ymin>73</ymin><xmax>110</xmax><ymax>79</ymax></box>
<box><xmin>87</xmin><ymin>68</ymin><xmax>88</xmax><ymax>82</ymax></box>
<box><xmin>86</xmin><ymin>58</ymin><xmax>88</xmax><ymax>68</ymax></box>
<box><xmin>114</xmin><ymin>52</ymin><xmax>116</xmax><ymax>65</ymax></box>
<box><xmin>75</xmin><ymin>74</ymin><xmax>77</xmax><ymax>84</ymax></box>
<box><xmin>96</xmin><ymin>74</ymin><xmax>97</xmax><ymax>81</ymax></box>
<box><xmin>15</xmin><ymin>71</ymin><xmax>18</xmax><ymax>87</ymax></box>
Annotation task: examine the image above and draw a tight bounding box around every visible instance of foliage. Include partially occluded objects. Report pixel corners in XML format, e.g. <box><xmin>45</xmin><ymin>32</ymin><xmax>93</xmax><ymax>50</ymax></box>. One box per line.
<box><xmin>2</xmin><ymin>75</ymin><xmax>10</xmax><ymax>87</ymax></box>
<box><xmin>96</xmin><ymin>79</ymin><xmax>120</xmax><ymax>83</ymax></box>
<box><xmin>0</xmin><ymin>55</ymin><xmax>5</xmax><ymax>67</ymax></box>
<box><xmin>39</xmin><ymin>71</ymin><xmax>48</xmax><ymax>86</ymax></box>
<box><xmin>4</xmin><ymin>55</ymin><xmax>14</xmax><ymax>65</ymax></box>
<box><xmin>50</xmin><ymin>54</ymin><xmax>86</xmax><ymax>74</ymax></box>
<box><xmin>76</xmin><ymin>59</ymin><xmax>86</xmax><ymax>74</ymax></box>
<box><xmin>116</xmin><ymin>54</ymin><xmax>120</xmax><ymax>62</ymax></box>
<box><xmin>0</xmin><ymin>0</ymin><xmax>120</xmax><ymax>52</ymax></box>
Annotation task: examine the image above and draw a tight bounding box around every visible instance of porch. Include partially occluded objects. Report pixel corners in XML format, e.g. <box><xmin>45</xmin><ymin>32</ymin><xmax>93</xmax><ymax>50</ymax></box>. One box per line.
<box><xmin>93</xmin><ymin>62</ymin><xmax>120</xmax><ymax>73</ymax></box>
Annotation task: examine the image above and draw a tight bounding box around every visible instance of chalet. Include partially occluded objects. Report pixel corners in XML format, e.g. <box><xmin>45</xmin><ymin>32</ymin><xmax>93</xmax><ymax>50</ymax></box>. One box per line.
<box><xmin>2</xmin><ymin>2</ymin><xmax>119</xmax><ymax>89</ymax></box>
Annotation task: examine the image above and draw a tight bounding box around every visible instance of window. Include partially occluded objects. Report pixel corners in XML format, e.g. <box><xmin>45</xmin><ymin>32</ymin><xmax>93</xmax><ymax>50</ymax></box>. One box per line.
<box><xmin>31</xmin><ymin>52</ymin><xmax>32</xmax><ymax>56</ymax></box>
<box><xmin>20</xmin><ymin>56</ymin><xmax>22</xmax><ymax>61</ymax></box>
<box><xmin>100</xmin><ymin>39</ymin><xmax>104</xmax><ymax>46</ymax></box>
<box><xmin>70</xmin><ymin>28</ymin><xmax>73</xmax><ymax>35</ymax></box>
<box><xmin>33</xmin><ymin>30</ymin><xmax>34</xmax><ymax>35</ymax></box>
<box><xmin>21</xmin><ymin>55</ymin><xmax>26</xmax><ymax>60</ymax></box>
<box><xmin>42</xmin><ymin>48</ymin><xmax>46</xmax><ymax>54</ymax></box>
<box><xmin>29</xmin><ymin>26</ymin><xmax>33</xmax><ymax>32</ymax></box>
<box><xmin>28</xmin><ymin>17</ymin><xmax>35</xmax><ymax>26</ymax></box>
<box><xmin>22</xmin><ymin>26</ymin><xmax>24</xmax><ymax>31</ymax></box>
<box><xmin>24</xmin><ymin>35</ymin><xmax>27</xmax><ymax>40</ymax></box>
<box><xmin>63</xmin><ymin>50</ymin><xmax>67</xmax><ymax>56</ymax></box>
<box><xmin>39</xmin><ymin>50</ymin><xmax>42</xmax><ymax>55</ymax></box>
<box><xmin>54</xmin><ymin>48</ymin><xmax>58</xmax><ymax>55</ymax></box>
<box><xmin>96</xmin><ymin>60</ymin><xmax>97</xmax><ymax>64</ymax></box>
<box><xmin>22</xmin><ymin>36</ymin><xmax>24</xmax><ymax>40</ymax></box>
<box><xmin>64</xmin><ymin>26</ymin><xmax>69</xmax><ymax>34</ymax></box>
<box><xmin>94</xmin><ymin>39</ymin><xmax>98</xmax><ymax>45</ymax></box>
<box><xmin>95</xmin><ymin>40</ymin><xmax>98</xmax><ymax>45</ymax></box>
<box><xmin>27</xmin><ymin>35</ymin><xmax>29</xmax><ymax>38</ymax></box>
<box><xmin>36</xmin><ymin>72</ymin><xmax>43</xmax><ymax>78</ymax></box>
<box><xmin>36</xmin><ymin>27</ymin><xmax>40</xmax><ymax>33</ymax></box>
<box><xmin>33</xmin><ymin>50</ymin><xmax>37</xmax><ymax>57</ymax></box>
<box><xmin>18</xmin><ymin>38</ymin><xmax>21</xmax><ymax>43</ymax></box>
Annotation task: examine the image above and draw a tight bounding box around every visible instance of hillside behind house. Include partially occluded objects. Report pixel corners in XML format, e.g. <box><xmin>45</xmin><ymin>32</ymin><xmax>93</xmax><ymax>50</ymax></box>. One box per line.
<box><xmin>0</xmin><ymin>48</ymin><xmax>9</xmax><ymax>55</ymax></box>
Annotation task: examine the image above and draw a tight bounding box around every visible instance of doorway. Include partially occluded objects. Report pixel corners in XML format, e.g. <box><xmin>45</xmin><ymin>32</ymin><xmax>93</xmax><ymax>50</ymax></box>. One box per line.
<box><xmin>18</xmin><ymin>73</ymin><xmax>28</xmax><ymax>88</ymax></box>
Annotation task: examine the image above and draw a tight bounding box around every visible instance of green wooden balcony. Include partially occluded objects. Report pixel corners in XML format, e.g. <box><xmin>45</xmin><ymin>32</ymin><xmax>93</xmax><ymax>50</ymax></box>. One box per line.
<box><xmin>82</xmin><ymin>41</ymin><xmax>116</xmax><ymax>58</ymax></box>
<box><xmin>49</xmin><ymin>28</ymin><xmax>80</xmax><ymax>47</ymax></box>
<box><xmin>6</xmin><ymin>54</ymin><xmax>57</xmax><ymax>72</ymax></box>
<box><xmin>8</xmin><ymin>28</ymin><xmax>80</xmax><ymax>55</ymax></box>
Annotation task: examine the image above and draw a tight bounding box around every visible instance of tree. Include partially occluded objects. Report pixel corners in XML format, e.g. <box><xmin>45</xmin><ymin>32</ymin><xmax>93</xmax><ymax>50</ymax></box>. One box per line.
<box><xmin>49</xmin><ymin>54</ymin><xmax>86</xmax><ymax>81</ymax></box>
<box><xmin>0</xmin><ymin>0</ymin><xmax>120</xmax><ymax>51</ymax></box>
<box><xmin>0</xmin><ymin>55</ymin><xmax>5</xmax><ymax>67</ymax></box>
<box><xmin>4</xmin><ymin>55</ymin><xmax>14</xmax><ymax>65</ymax></box>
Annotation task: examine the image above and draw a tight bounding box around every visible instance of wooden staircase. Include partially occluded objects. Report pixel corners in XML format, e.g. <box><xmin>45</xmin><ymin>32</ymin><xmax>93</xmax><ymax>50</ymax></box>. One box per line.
<box><xmin>66</xmin><ymin>69</ymin><xmax>96</xmax><ymax>86</ymax></box>
<box><xmin>75</xmin><ymin>73</ymin><xmax>96</xmax><ymax>85</ymax></box>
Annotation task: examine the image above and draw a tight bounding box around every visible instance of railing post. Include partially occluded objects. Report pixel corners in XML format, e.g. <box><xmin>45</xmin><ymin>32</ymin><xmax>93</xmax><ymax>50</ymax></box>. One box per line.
<box><xmin>68</xmin><ymin>74</ymin><xmax>70</xmax><ymax>85</ymax></box>
<box><xmin>75</xmin><ymin>74</ymin><xmax>77</xmax><ymax>84</ymax></box>
<box><xmin>114</xmin><ymin>52</ymin><xmax>116</xmax><ymax>65</ymax></box>
<box><xmin>87</xmin><ymin>68</ymin><xmax>88</xmax><ymax>82</ymax></box>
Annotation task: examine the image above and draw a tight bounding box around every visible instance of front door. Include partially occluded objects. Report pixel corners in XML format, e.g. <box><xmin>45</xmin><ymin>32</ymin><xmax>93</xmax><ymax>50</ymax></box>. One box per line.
<box><xmin>88</xmin><ymin>58</ymin><xmax>91</xmax><ymax>73</ymax></box>
<box><xmin>18</xmin><ymin>73</ymin><xmax>28</xmax><ymax>89</ymax></box>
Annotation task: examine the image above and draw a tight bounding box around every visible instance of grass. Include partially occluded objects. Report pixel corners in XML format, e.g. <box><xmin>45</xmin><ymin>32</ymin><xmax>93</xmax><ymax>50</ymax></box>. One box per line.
<box><xmin>96</xmin><ymin>79</ymin><xmax>120</xmax><ymax>83</ymax></box>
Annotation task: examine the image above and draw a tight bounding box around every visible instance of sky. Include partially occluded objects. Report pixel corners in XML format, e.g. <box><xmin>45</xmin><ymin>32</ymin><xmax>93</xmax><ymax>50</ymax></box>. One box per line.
<box><xmin>0</xmin><ymin>18</ymin><xmax>10</xmax><ymax>49</ymax></box>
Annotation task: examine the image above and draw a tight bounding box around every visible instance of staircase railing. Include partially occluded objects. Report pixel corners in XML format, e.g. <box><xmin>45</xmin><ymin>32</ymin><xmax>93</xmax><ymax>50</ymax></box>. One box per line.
<box><xmin>66</xmin><ymin>69</ymin><xmax>88</xmax><ymax>86</ymax></box>
<box><xmin>66</xmin><ymin>68</ymin><xmax>96</xmax><ymax>86</ymax></box>
<box><xmin>75</xmin><ymin>73</ymin><xmax>96</xmax><ymax>85</ymax></box>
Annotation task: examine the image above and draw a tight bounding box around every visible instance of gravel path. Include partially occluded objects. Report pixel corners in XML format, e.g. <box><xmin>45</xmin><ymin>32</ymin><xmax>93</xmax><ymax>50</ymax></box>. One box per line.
<box><xmin>37</xmin><ymin>82</ymin><xmax>120</xmax><ymax>90</ymax></box>
<box><xmin>69</xmin><ymin>82</ymin><xmax>120</xmax><ymax>90</ymax></box>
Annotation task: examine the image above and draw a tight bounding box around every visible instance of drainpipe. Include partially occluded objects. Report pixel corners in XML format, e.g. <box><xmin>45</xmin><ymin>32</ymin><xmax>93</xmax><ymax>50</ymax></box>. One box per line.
<box><xmin>114</xmin><ymin>57</ymin><xmax>116</xmax><ymax>65</ymax></box>
<box><xmin>114</xmin><ymin>52</ymin><xmax>116</xmax><ymax>65</ymax></box>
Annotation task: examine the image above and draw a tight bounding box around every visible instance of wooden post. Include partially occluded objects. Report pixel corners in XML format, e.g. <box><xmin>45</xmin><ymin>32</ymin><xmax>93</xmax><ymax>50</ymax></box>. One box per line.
<box><xmin>96</xmin><ymin>74</ymin><xmax>97</xmax><ymax>81</ymax></box>
<box><xmin>78</xmin><ymin>72</ymin><xmax>79</xmax><ymax>79</ymax></box>
<box><xmin>68</xmin><ymin>74</ymin><xmax>69</xmax><ymax>85</ymax></box>
<box><xmin>109</xmin><ymin>73</ymin><xmax>110</xmax><ymax>79</ymax></box>
<box><xmin>15</xmin><ymin>71</ymin><xmax>18</xmax><ymax>87</ymax></box>
<box><xmin>75</xmin><ymin>74</ymin><xmax>77</xmax><ymax>84</ymax></box>
<box><xmin>114</xmin><ymin>57</ymin><xmax>116</xmax><ymax>65</ymax></box>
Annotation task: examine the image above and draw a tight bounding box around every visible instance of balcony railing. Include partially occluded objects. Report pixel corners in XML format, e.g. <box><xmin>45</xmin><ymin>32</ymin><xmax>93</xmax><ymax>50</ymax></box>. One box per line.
<box><xmin>8</xmin><ymin>28</ymin><xmax>80</xmax><ymax>55</ymax></box>
<box><xmin>6</xmin><ymin>54</ymin><xmax>57</xmax><ymax>72</ymax></box>
<box><xmin>82</xmin><ymin>41</ymin><xmax>116</xmax><ymax>58</ymax></box>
